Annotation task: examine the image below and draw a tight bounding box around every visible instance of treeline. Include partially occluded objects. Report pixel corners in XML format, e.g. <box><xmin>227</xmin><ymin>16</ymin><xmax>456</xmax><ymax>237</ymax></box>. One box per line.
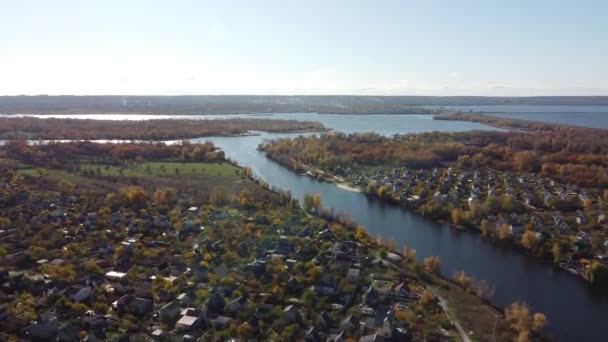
<box><xmin>261</xmin><ymin>130</ymin><xmax>608</xmax><ymax>187</ymax></box>
<box><xmin>0</xmin><ymin>117</ymin><xmax>327</xmax><ymax>140</ymax></box>
<box><xmin>0</xmin><ymin>140</ymin><xmax>223</xmax><ymax>167</ymax></box>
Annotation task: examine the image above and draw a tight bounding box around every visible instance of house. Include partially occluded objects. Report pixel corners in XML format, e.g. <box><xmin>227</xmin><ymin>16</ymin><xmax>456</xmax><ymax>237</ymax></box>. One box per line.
<box><xmin>278</xmin><ymin>235</ymin><xmax>295</xmax><ymax>254</ymax></box>
<box><xmin>212</xmin><ymin>316</ymin><xmax>232</xmax><ymax>330</ymax></box>
<box><xmin>283</xmin><ymin>305</ymin><xmax>301</xmax><ymax>324</ymax></box>
<box><xmin>177</xmin><ymin>292</ymin><xmax>195</xmax><ymax>307</ymax></box>
<box><xmin>576</xmin><ymin>231</ymin><xmax>588</xmax><ymax>241</ymax></box>
<box><xmin>318</xmin><ymin>229</ymin><xmax>334</xmax><ymax>240</ymax></box>
<box><xmin>66</xmin><ymin>285</ymin><xmax>92</xmax><ymax>302</ymax></box>
<box><xmin>576</xmin><ymin>212</ymin><xmax>588</xmax><ymax>225</ymax></box>
<box><xmin>379</xmin><ymin>310</ymin><xmax>395</xmax><ymax>337</ymax></box>
<box><xmin>286</xmin><ymin>276</ymin><xmax>300</xmax><ymax>293</ymax></box>
<box><xmin>392</xmin><ymin>282</ymin><xmax>420</xmax><ymax>301</ymax></box>
<box><xmin>339</xmin><ymin>315</ymin><xmax>359</xmax><ymax>335</ymax></box>
<box><xmin>150</xmin><ymin>329</ymin><xmax>164</xmax><ymax>340</ymax></box>
<box><xmin>129</xmin><ymin>297</ymin><xmax>154</xmax><ymax>316</ymax></box>
<box><xmin>558</xmin><ymin>222</ymin><xmax>570</xmax><ymax>234</ymax></box>
<box><xmin>362</xmin><ymin>286</ymin><xmax>379</xmax><ymax>306</ymax></box>
<box><xmin>176</xmin><ymin>314</ymin><xmax>199</xmax><ymax>330</ymax></box>
<box><xmin>316</xmin><ymin>311</ymin><xmax>334</xmax><ymax>332</ymax></box>
<box><xmin>49</xmin><ymin>258</ymin><xmax>65</xmax><ymax>266</ymax></box>
<box><xmin>346</xmin><ymin>268</ymin><xmax>361</xmax><ymax>284</ymax></box>
<box><xmin>57</xmin><ymin>323</ymin><xmax>80</xmax><ymax>342</ymax></box>
<box><xmin>105</xmin><ymin>271</ymin><xmax>127</xmax><ymax>280</ymax></box>
<box><xmin>225</xmin><ymin>296</ymin><xmax>248</xmax><ymax>314</ymax></box>
<box><xmin>598</xmin><ymin>214</ymin><xmax>606</xmax><ymax>224</ymax></box>
<box><xmin>191</xmin><ymin>264</ymin><xmax>208</xmax><ymax>281</ymax></box>
<box><xmin>112</xmin><ymin>295</ymin><xmax>153</xmax><ymax>316</ymax></box>
<box><xmin>159</xmin><ymin>300</ymin><xmax>181</xmax><ymax>323</ymax></box>
<box><xmin>359</xmin><ymin>333</ymin><xmax>384</xmax><ymax>342</ymax></box>
<box><xmin>246</xmin><ymin>260</ymin><xmax>267</xmax><ymax>276</ymax></box>
<box><xmin>304</xmin><ymin>326</ymin><xmax>322</xmax><ymax>342</ymax></box>
<box><xmin>327</xmin><ymin>330</ymin><xmax>345</xmax><ymax>342</ymax></box>
<box><xmin>508</xmin><ymin>224</ymin><xmax>524</xmax><ymax>236</ymax></box>
<box><xmin>207</xmin><ymin>289</ymin><xmax>226</xmax><ymax>313</ymax></box>
<box><xmin>25</xmin><ymin>311</ymin><xmax>59</xmax><ymax>341</ymax></box>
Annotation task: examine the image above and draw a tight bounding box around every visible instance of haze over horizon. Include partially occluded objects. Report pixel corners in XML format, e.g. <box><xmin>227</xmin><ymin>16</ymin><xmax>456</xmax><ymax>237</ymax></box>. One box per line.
<box><xmin>2</xmin><ymin>0</ymin><xmax>607</xmax><ymax>96</ymax></box>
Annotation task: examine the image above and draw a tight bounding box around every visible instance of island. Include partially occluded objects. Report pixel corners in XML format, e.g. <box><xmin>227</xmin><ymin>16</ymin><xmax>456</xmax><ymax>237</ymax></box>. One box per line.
<box><xmin>0</xmin><ymin>117</ymin><xmax>329</xmax><ymax>140</ymax></box>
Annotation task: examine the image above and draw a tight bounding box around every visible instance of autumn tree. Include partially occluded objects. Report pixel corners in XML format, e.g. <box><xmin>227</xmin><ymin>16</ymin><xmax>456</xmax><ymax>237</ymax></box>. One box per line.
<box><xmin>504</xmin><ymin>301</ymin><xmax>548</xmax><ymax>342</ymax></box>
<box><xmin>303</xmin><ymin>193</ymin><xmax>321</xmax><ymax>212</ymax></box>
<box><xmin>453</xmin><ymin>270</ymin><xmax>471</xmax><ymax>290</ymax></box>
<box><xmin>480</xmin><ymin>219</ymin><xmax>490</xmax><ymax>237</ymax></box>
<box><xmin>451</xmin><ymin>208</ymin><xmax>463</xmax><ymax>225</ymax></box>
<box><xmin>377</xmin><ymin>185</ymin><xmax>391</xmax><ymax>199</ymax></box>
<box><xmin>586</xmin><ymin>261</ymin><xmax>608</xmax><ymax>287</ymax></box>
<box><xmin>521</xmin><ymin>231</ymin><xmax>538</xmax><ymax>250</ymax></box>
<box><xmin>121</xmin><ymin>186</ymin><xmax>149</xmax><ymax>209</ymax></box>
<box><xmin>153</xmin><ymin>187</ymin><xmax>177</xmax><ymax>206</ymax></box>
<box><xmin>497</xmin><ymin>223</ymin><xmax>511</xmax><ymax>240</ymax></box>
<box><xmin>418</xmin><ymin>289</ymin><xmax>434</xmax><ymax>307</ymax></box>
<box><xmin>210</xmin><ymin>187</ymin><xmax>227</xmax><ymax>206</ymax></box>
<box><xmin>423</xmin><ymin>256</ymin><xmax>441</xmax><ymax>274</ymax></box>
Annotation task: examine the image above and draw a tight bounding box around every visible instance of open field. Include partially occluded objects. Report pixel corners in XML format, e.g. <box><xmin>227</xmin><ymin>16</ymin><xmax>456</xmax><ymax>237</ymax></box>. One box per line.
<box><xmin>80</xmin><ymin>161</ymin><xmax>241</xmax><ymax>177</ymax></box>
<box><xmin>17</xmin><ymin>161</ymin><xmax>273</xmax><ymax>202</ymax></box>
<box><xmin>430</xmin><ymin>276</ymin><xmax>516</xmax><ymax>342</ymax></box>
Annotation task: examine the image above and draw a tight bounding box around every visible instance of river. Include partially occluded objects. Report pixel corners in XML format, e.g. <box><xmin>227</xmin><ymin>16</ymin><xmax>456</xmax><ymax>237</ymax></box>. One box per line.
<box><xmin>4</xmin><ymin>112</ymin><xmax>608</xmax><ymax>340</ymax></box>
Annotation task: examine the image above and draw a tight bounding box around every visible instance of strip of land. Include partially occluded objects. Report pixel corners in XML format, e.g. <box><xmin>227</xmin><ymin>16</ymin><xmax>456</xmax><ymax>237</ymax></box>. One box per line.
<box><xmin>434</xmin><ymin>112</ymin><xmax>607</xmax><ymax>132</ymax></box>
<box><xmin>0</xmin><ymin>117</ymin><xmax>328</xmax><ymax>140</ymax></box>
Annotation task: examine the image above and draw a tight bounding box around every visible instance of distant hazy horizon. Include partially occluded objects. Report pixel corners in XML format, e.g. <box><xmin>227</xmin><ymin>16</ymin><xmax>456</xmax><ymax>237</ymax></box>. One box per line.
<box><xmin>2</xmin><ymin>1</ymin><xmax>607</xmax><ymax>96</ymax></box>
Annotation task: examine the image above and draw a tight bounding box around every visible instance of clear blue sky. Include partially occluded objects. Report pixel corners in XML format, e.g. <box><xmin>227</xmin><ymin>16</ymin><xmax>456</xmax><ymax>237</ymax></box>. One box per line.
<box><xmin>1</xmin><ymin>0</ymin><xmax>607</xmax><ymax>95</ymax></box>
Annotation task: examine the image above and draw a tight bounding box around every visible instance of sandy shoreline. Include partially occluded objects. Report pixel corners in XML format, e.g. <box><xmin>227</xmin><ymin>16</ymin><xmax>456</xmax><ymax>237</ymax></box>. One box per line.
<box><xmin>336</xmin><ymin>182</ymin><xmax>361</xmax><ymax>192</ymax></box>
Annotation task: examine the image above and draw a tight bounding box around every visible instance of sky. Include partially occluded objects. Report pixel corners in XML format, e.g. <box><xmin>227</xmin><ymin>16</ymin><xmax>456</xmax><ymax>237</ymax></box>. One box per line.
<box><xmin>1</xmin><ymin>0</ymin><xmax>607</xmax><ymax>96</ymax></box>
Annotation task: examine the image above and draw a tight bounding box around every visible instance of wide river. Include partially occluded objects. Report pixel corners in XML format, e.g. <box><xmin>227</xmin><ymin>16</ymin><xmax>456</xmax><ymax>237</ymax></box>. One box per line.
<box><xmin>4</xmin><ymin>111</ymin><xmax>608</xmax><ymax>340</ymax></box>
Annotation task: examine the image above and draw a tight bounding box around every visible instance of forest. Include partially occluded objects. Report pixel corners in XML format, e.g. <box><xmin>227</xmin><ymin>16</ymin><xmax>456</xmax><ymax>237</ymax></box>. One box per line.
<box><xmin>260</xmin><ymin>129</ymin><xmax>608</xmax><ymax>188</ymax></box>
<box><xmin>0</xmin><ymin>117</ymin><xmax>327</xmax><ymax>140</ymax></box>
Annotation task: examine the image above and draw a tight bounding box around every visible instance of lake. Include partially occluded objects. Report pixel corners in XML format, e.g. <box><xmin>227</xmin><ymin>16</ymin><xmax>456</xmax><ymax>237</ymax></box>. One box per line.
<box><xmin>3</xmin><ymin>111</ymin><xmax>608</xmax><ymax>340</ymax></box>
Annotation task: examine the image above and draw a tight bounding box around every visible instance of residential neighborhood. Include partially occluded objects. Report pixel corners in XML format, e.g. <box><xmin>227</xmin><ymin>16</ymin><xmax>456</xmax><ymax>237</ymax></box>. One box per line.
<box><xmin>0</xmin><ymin>153</ymin><xmax>475</xmax><ymax>341</ymax></box>
<box><xmin>329</xmin><ymin>164</ymin><xmax>608</xmax><ymax>284</ymax></box>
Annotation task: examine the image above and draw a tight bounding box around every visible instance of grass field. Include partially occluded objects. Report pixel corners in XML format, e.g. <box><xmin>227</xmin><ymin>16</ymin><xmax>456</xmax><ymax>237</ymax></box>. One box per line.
<box><xmin>16</xmin><ymin>161</ymin><xmax>275</xmax><ymax>202</ymax></box>
<box><xmin>80</xmin><ymin>161</ymin><xmax>241</xmax><ymax>177</ymax></box>
<box><xmin>430</xmin><ymin>276</ymin><xmax>513</xmax><ymax>342</ymax></box>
